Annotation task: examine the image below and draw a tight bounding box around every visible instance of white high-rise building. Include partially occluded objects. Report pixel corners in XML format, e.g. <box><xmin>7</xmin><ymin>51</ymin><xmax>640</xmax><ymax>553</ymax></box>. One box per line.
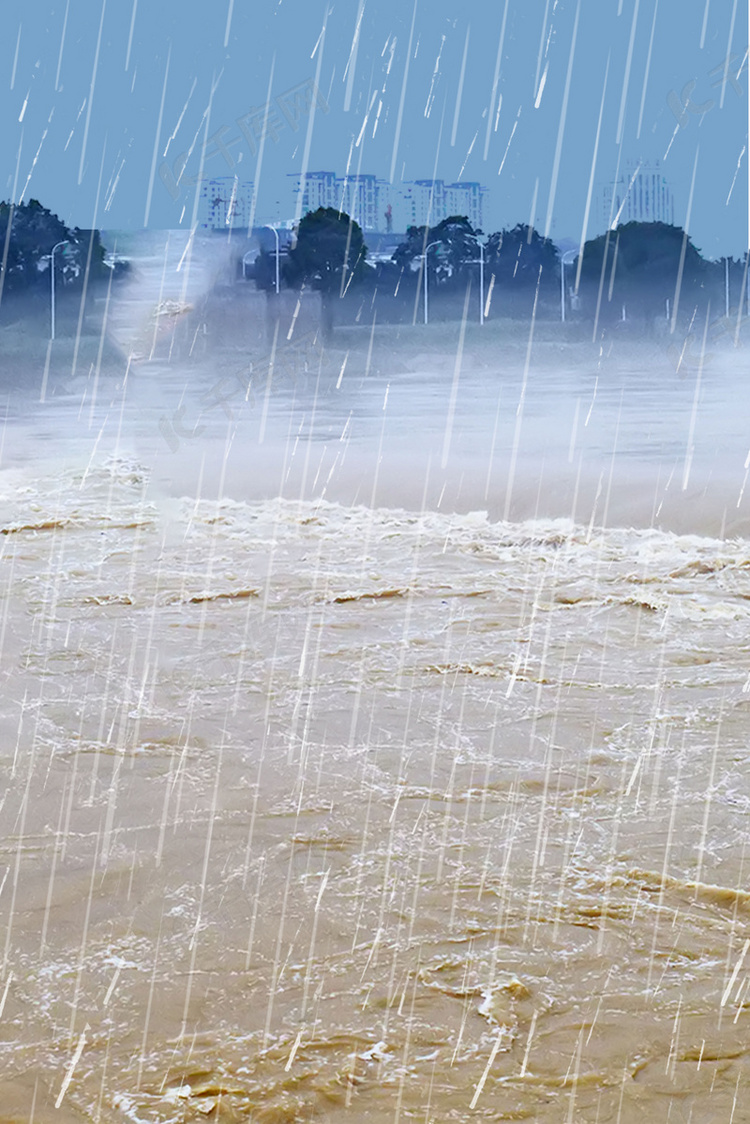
<box><xmin>389</xmin><ymin>179</ymin><xmax>488</xmax><ymax>231</ymax></box>
<box><xmin>390</xmin><ymin>180</ymin><xmax>445</xmax><ymax>231</ymax></box>
<box><xmin>291</xmin><ymin>170</ymin><xmax>337</xmax><ymax>215</ymax></box>
<box><xmin>335</xmin><ymin>175</ymin><xmax>391</xmax><ymax>233</ymax></box>
<box><xmin>443</xmin><ymin>182</ymin><xmax>486</xmax><ymax>231</ymax></box>
<box><xmin>601</xmin><ymin>161</ymin><xmax>675</xmax><ymax>230</ymax></box>
<box><xmin>198</xmin><ymin>177</ymin><xmax>254</xmax><ymax>230</ymax></box>
<box><xmin>288</xmin><ymin>172</ymin><xmax>390</xmax><ymax>231</ymax></box>
<box><xmin>288</xmin><ymin>173</ymin><xmax>489</xmax><ymax>233</ymax></box>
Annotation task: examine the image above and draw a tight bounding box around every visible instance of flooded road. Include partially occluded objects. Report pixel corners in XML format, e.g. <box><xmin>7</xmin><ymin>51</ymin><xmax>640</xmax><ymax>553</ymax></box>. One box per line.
<box><xmin>0</xmin><ymin>231</ymin><xmax>749</xmax><ymax>1122</ymax></box>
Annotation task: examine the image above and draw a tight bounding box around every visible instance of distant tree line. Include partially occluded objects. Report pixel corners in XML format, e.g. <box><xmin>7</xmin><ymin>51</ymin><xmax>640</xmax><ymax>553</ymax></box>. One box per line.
<box><xmin>255</xmin><ymin>206</ymin><xmax>746</xmax><ymax>337</ymax></box>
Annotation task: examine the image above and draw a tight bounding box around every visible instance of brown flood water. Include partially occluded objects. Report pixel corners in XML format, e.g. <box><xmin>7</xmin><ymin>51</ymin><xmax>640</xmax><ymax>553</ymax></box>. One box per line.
<box><xmin>1</xmin><ymin>232</ymin><xmax>749</xmax><ymax>1122</ymax></box>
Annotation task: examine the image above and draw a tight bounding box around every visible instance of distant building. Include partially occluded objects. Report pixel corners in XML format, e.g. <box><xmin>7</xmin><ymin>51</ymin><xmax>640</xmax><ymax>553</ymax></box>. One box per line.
<box><xmin>336</xmin><ymin>174</ymin><xmax>391</xmax><ymax>233</ymax></box>
<box><xmin>390</xmin><ymin>179</ymin><xmax>487</xmax><ymax>231</ymax></box>
<box><xmin>292</xmin><ymin>170</ymin><xmax>337</xmax><ymax>215</ymax></box>
<box><xmin>198</xmin><ymin>177</ymin><xmax>254</xmax><ymax>230</ymax></box>
<box><xmin>443</xmin><ymin>182</ymin><xmax>486</xmax><ymax>231</ymax></box>
<box><xmin>288</xmin><ymin>171</ymin><xmax>390</xmax><ymax>232</ymax></box>
<box><xmin>601</xmin><ymin>161</ymin><xmax>675</xmax><ymax>230</ymax></box>
<box><xmin>288</xmin><ymin>172</ymin><xmax>488</xmax><ymax>233</ymax></box>
<box><xmin>390</xmin><ymin>179</ymin><xmax>444</xmax><ymax>231</ymax></box>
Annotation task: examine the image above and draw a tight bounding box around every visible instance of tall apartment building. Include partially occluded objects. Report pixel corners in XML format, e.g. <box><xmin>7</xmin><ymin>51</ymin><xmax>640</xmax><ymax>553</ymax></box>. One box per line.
<box><xmin>390</xmin><ymin>180</ymin><xmax>444</xmax><ymax>231</ymax></box>
<box><xmin>601</xmin><ymin>161</ymin><xmax>675</xmax><ymax>230</ymax></box>
<box><xmin>288</xmin><ymin>173</ymin><xmax>488</xmax><ymax>233</ymax></box>
<box><xmin>335</xmin><ymin>175</ymin><xmax>390</xmax><ymax>233</ymax></box>
<box><xmin>198</xmin><ymin>177</ymin><xmax>254</xmax><ymax>230</ymax></box>
<box><xmin>378</xmin><ymin>178</ymin><xmax>488</xmax><ymax>231</ymax></box>
<box><xmin>445</xmin><ymin>182</ymin><xmax>486</xmax><ymax>230</ymax></box>
<box><xmin>293</xmin><ymin>170</ymin><xmax>337</xmax><ymax>214</ymax></box>
<box><xmin>288</xmin><ymin>171</ymin><xmax>390</xmax><ymax>232</ymax></box>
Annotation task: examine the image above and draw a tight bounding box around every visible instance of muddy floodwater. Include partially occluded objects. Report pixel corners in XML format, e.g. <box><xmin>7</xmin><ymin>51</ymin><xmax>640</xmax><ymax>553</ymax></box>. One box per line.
<box><xmin>1</xmin><ymin>232</ymin><xmax>750</xmax><ymax>1122</ymax></box>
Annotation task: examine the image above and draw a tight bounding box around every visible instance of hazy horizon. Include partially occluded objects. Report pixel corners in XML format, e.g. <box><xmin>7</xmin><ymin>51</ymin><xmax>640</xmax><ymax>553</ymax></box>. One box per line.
<box><xmin>1</xmin><ymin>0</ymin><xmax>747</xmax><ymax>257</ymax></box>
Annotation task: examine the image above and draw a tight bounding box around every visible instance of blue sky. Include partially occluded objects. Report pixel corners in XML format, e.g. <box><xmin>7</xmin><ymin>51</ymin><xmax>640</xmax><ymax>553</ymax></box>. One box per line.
<box><xmin>1</xmin><ymin>0</ymin><xmax>747</xmax><ymax>257</ymax></box>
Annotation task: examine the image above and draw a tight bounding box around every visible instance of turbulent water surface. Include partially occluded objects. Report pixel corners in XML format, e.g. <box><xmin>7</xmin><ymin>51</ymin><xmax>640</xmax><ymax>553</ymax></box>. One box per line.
<box><xmin>1</xmin><ymin>232</ymin><xmax>749</xmax><ymax>1122</ymax></box>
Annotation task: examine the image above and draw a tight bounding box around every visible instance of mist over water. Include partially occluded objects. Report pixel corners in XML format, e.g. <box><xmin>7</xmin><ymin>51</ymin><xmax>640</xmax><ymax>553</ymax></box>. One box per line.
<box><xmin>2</xmin><ymin>231</ymin><xmax>750</xmax><ymax>1122</ymax></box>
<box><xmin>5</xmin><ymin>229</ymin><xmax>750</xmax><ymax>538</ymax></box>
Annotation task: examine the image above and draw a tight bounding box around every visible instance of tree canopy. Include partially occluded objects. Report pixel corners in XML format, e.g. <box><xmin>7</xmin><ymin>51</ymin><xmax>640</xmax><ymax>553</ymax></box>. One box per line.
<box><xmin>285</xmin><ymin>207</ymin><xmax>367</xmax><ymax>296</ymax></box>
<box><xmin>282</xmin><ymin>207</ymin><xmax>368</xmax><ymax>337</ymax></box>
<box><xmin>392</xmin><ymin>215</ymin><xmax>481</xmax><ymax>284</ymax></box>
<box><xmin>575</xmin><ymin>221</ymin><xmax>709</xmax><ymax>323</ymax></box>
<box><xmin>484</xmin><ymin>224</ymin><xmax>559</xmax><ymax>288</ymax></box>
<box><xmin>0</xmin><ymin>199</ymin><xmax>108</xmax><ymax>296</ymax></box>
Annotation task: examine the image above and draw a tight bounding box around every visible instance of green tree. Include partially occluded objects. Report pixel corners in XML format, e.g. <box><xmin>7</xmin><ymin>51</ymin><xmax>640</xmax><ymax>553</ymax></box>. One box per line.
<box><xmin>0</xmin><ymin>199</ymin><xmax>108</xmax><ymax>298</ymax></box>
<box><xmin>285</xmin><ymin>207</ymin><xmax>367</xmax><ymax>338</ymax></box>
<box><xmin>0</xmin><ymin>200</ymin><xmax>67</xmax><ymax>294</ymax></box>
<box><xmin>392</xmin><ymin>215</ymin><xmax>481</xmax><ymax>286</ymax></box>
<box><xmin>430</xmin><ymin>215</ymin><xmax>482</xmax><ymax>284</ymax></box>
<box><xmin>576</xmin><ymin>221</ymin><xmax>709</xmax><ymax>327</ymax></box>
<box><xmin>392</xmin><ymin>224</ymin><xmax>429</xmax><ymax>273</ymax></box>
<box><xmin>485</xmin><ymin>224</ymin><xmax>559</xmax><ymax>289</ymax></box>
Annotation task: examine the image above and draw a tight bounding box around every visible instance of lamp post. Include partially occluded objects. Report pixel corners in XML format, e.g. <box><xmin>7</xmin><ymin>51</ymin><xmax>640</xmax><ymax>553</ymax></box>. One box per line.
<box><xmin>421</xmin><ymin>240</ymin><xmax>441</xmax><ymax>325</ymax></box>
<box><xmin>560</xmin><ymin>249</ymin><xmax>578</xmax><ymax>323</ymax></box>
<box><xmin>264</xmin><ymin>224</ymin><xmax>280</xmax><ymax>295</ymax></box>
<box><xmin>50</xmin><ymin>240</ymin><xmax>70</xmax><ymax>340</ymax></box>
<box><xmin>479</xmin><ymin>238</ymin><xmax>485</xmax><ymax>325</ymax></box>
<box><xmin>466</xmin><ymin>239</ymin><xmax>487</xmax><ymax>325</ymax></box>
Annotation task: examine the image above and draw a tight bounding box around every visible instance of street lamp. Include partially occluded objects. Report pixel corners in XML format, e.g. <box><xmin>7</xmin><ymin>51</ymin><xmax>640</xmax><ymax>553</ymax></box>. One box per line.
<box><xmin>479</xmin><ymin>239</ymin><xmax>485</xmax><ymax>326</ymax></box>
<box><xmin>50</xmin><ymin>240</ymin><xmax>70</xmax><ymax>340</ymax></box>
<box><xmin>466</xmin><ymin>239</ymin><xmax>487</xmax><ymax>325</ymax></box>
<box><xmin>421</xmin><ymin>240</ymin><xmax>441</xmax><ymax>325</ymax></box>
<box><xmin>264</xmin><ymin>224</ymin><xmax>280</xmax><ymax>295</ymax></box>
<box><xmin>560</xmin><ymin>249</ymin><xmax>578</xmax><ymax>323</ymax></box>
